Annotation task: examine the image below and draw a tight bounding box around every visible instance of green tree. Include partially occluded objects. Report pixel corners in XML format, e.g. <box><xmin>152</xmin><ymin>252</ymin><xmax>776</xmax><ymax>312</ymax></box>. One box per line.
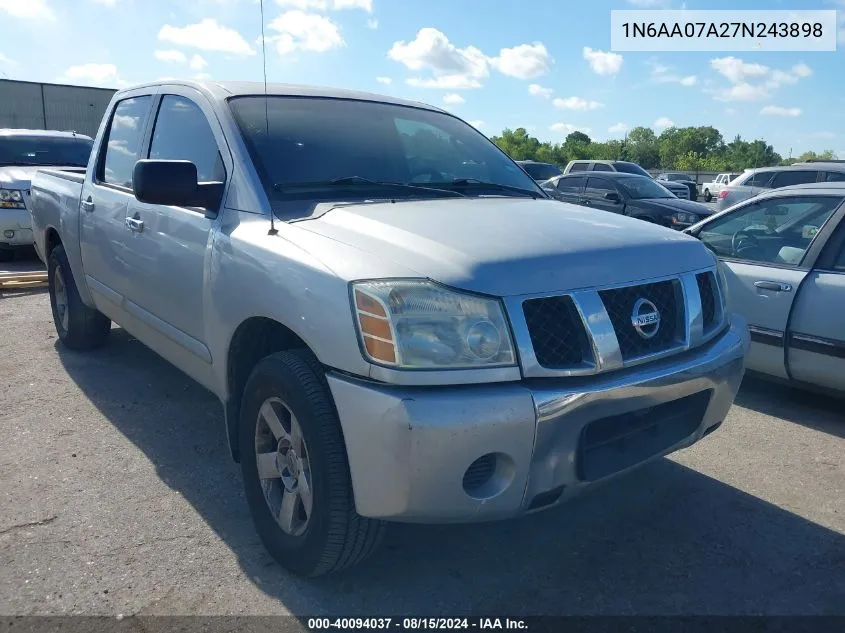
<box><xmin>625</xmin><ymin>126</ymin><xmax>660</xmax><ymax>169</ymax></box>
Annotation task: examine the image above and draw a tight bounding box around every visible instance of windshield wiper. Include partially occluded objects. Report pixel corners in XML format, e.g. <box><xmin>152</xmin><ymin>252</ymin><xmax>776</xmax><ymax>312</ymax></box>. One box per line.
<box><xmin>437</xmin><ymin>178</ymin><xmax>543</xmax><ymax>199</ymax></box>
<box><xmin>274</xmin><ymin>176</ymin><xmax>466</xmax><ymax>198</ymax></box>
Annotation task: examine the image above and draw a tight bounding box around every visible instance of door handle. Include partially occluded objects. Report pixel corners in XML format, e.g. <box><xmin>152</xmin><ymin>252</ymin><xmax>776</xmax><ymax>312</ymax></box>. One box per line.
<box><xmin>125</xmin><ymin>217</ymin><xmax>144</xmax><ymax>233</ymax></box>
<box><xmin>81</xmin><ymin>197</ymin><xmax>95</xmax><ymax>213</ymax></box>
<box><xmin>754</xmin><ymin>280</ymin><xmax>792</xmax><ymax>292</ymax></box>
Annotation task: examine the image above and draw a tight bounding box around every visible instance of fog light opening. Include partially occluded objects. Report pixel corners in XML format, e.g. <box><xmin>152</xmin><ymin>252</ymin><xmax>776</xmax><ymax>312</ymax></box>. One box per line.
<box><xmin>462</xmin><ymin>452</ymin><xmax>516</xmax><ymax>500</ymax></box>
<box><xmin>3</xmin><ymin>230</ymin><xmax>14</xmax><ymax>239</ymax></box>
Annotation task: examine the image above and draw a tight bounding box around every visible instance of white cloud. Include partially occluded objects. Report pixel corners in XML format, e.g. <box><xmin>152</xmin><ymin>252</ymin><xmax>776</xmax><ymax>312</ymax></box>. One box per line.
<box><xmin>608</xmin><ymin>122</ymin><xmax>629</xmax><ymax>134</ymax></box>
<box><xmin>159</xmin><ymin>18</ymin><xmax>255</xmax><ymax>56</ymax></box>
<box><xmin>648</xmin><ymin>58</ymin><xmax>697</xmax><ymax>87</ymax></box>
<box><xmin>528</xmin><ymin>83</ymin><xmax>553</xmax><ymax>98</ymax></box>
<box><xmin>443</xmin><ymin>93</ymin><xmax>464</xmax><ymax>105</ymax></box>
<box><xmin>62</xmin><ymin>63</ymin><xmax>123</xmax><ymax>88</ymax></box>
<box><xmin>407</xmin><ymin>76</ymin><xmax>482</xmax><ymax>89</ymax></box>
<box><xmin>654</xmin><ymin>117</ymin><xmax>674</xmax><ymax>129</ymax></box>
<box><xmin>760</xmin><ymin>105</ymin><xmax>801</xmax><ymax>117</ymax></box>
<box><xmin>583</xmin><ymin>47</ymin><xmax>623</xmax><ymax>76</ymax></box>
<box><xmin>275</xmin><ymin>0</ymin><xmax>371</xmax><ymax>9</ymax></box>
<box><xmin>367</xmin><ymin>18</ymin><xmax>378</xmax><ymax>29</ymax></box>
<box><xmin>389</xmin><ymin>28</ymin><xmax>488</xmax><ymax>90</ymax></box>
<box><xmin>266</xmin><ymin>11</ymin><xmax>344</xmax><ymax>55</ymax></box>
<box><xmin>490</xmin><ymin>42</ymin><xmax>552</xmax><ymax>80</ymax></box>
<box><xmin>155</xmin><ymin>49</ymin><xmax>187</xmax><ymax>63</ymax></box>
<box><xmin>375</xmin><ymin>76</ymin><xmax>392</xmax><ymax>84</ymax></box>
<box><xmin>0</xmin><ymin>51</ymin><xmax>18</xmax><ymax>66</ymax></box>
<box><xmin>0</xmin><ymin>0</ymin><xmax>55</xmax><ymax>20</ymax></box>
<box><xmin>189</xmin><ymin>55</ymin><xmax>208</xmax><ymax>70</ymax></box>
<box><xmin>553</xmin><ymin>96</ymin><xmax>603</xmax><ymax>110</ymax></box>
<box><xmin>551</xmin><ymin>123</ymin><xmax>591</xmax><ymax>135</ymax></box>
<box><xmin>468</xmin><ymin>120</ymin><xmax>485</xmax><ymax>130</ymax></box>
<box><xmin>709</xmin><ymin>57</ymin><xmax>812</xmax><ymax>102</ymax></box>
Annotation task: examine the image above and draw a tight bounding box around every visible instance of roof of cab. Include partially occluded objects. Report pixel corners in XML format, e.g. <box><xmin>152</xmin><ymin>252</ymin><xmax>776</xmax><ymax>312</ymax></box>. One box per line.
<box><xmin>114</xmin><ymin>79</ymin><xmax>448</xmax><ymax>114</ymax></box>
<box><xmin>755</xmin><ymin>182</ymin><xmax>845</xmax><ymax>197</ymax></box>
<box><xmin>0</xmin><ymin>128</ymin><xmax>94</xmax><ymax>140</ymax></box>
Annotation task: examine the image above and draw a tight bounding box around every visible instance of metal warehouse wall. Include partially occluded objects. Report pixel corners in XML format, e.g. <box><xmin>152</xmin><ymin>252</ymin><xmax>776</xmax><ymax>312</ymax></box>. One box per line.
<box><xmin>0</xmin><ymin>80</ymin><xmax>116</xmax><ymax>138</ymax></box>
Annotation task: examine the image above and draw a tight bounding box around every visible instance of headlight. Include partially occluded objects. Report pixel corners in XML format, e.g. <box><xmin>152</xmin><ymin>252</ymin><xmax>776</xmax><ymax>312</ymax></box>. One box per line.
<box><xmin>673</xmin><ymin>212</ymin><xmax>699</xmax><ymax>225</ymax></box>
<box><xmin>351</xmin><ymin>280</ymin><xmax>516</xmax><ymax>369</ymax></box>
<box><xmin>0</xmin><ymin>189</ymin><xmax>26</xmax><ymax>209</ymax></box>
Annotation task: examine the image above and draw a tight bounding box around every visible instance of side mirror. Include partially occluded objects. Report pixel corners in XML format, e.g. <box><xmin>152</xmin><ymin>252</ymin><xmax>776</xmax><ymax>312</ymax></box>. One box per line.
<box><xmin>603</xmin><ymin>191</ymin><xmax>621</xmax><ymax>203</ymax></box>
<box><xmin>133</xmin><ymin>159</ymin><xmax>224</xmax><ymax>217</ymax></box>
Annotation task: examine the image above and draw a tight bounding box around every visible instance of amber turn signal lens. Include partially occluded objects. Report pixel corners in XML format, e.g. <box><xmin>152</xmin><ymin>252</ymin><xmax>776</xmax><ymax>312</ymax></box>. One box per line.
<box><xmin>354</xmin><ymin>289</ymin><xmax>397</xmax><ymax>365</ymax></box>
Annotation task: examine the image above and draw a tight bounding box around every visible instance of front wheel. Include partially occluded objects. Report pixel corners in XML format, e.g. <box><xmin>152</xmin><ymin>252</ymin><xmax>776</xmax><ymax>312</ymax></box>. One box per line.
<box><xmin>704</xmin><ymin>189</ymin><xmax>712</xmax><ymax>202</ymax></box>
<box><xmin>239</xmin><ymin>349</ymin><xmax>385</xmax><ymax>577</ymax></box>
<box><xmin>48</xmin><ymin>245</ymin><xmax>111</xmax><ymax>350</ymax></box>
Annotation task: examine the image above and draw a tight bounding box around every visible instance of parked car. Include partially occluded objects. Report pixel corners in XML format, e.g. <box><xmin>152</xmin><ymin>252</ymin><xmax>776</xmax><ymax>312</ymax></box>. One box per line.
<box><xmin>562</xmin><ymin>160</ymin><xmax>691</xmax><ymax>199</ymax></box>
<box><xmin>701</xmin><ymin>172</ymin><xmax>741</xmax><ymax>202</ymax></box>
<box><xmin>0</xmin><ymin>129</ymin><xmax>93</xmax><ymax>261</ymax></box>
<box><xmin>685</xmin><ymin>182</ymin><xmax>845</xmax><ymax>395</ymax></box>
<box><xmin>716</xmin><ymin>163</ymin><xmax>845</xmax><ymax>211</ymax></box>
<box><xmin>29</xmin><ymin>80</ymin><xmax>749</xmax><ymax>577</ymax></box>
<box><xmin>657</xmin><ymin>172</ymin><xmax>698</xmax><ymax>201</ymax></box>
<box><xmin>515</xmin><ymin>159</ymin><xmax>562</xmax><ymax>182</ymax></box>
<box><xmin>541</xmin><ymin>172</ymin><xmax>714</xmax><ymax>229</ymax></box>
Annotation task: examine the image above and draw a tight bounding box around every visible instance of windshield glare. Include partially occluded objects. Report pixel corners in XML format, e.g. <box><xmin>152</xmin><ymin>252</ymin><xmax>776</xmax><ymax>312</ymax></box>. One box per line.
<box><xmin>619</xmin><ymin>177</ymin><xmax>674</xmax><ymax>199</ymax></box>
<box><xmin>228</xmin><ymin>96</ymin><xmax>542</xmax><ymax>202</ymax></box>
<box><xmin>0</xmin><ymin>136</ymin><xmax>93</xmax><ymax>167</ymax></box>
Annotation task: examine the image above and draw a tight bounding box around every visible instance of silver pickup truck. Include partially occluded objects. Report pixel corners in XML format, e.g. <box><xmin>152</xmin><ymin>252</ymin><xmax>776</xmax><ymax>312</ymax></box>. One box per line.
<box><xmin>29</xmin><ymin>80</ymin><xmax>749</xmax><ymax>577</ymax></box>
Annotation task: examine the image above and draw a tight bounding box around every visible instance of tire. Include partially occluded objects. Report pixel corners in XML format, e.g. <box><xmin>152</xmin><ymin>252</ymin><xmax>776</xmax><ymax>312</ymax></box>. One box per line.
<box><xmin>704</xmin><ymin>189</ymin><xmax>712</xmax><ymax>202</ymax></box>
<box><xmin>47</xmin><ymin>244</ymin><xmax>111</xmax><ymax>350</ymax></box>
<box><xmin>239</xmin><ymin>349</ymin><xmax>386</xmax><ymax>577</ymax></box>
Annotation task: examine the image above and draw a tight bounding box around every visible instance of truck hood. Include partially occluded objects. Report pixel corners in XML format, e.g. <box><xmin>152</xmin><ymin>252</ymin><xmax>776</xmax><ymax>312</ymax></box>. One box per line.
<box><xmin>295</xmin><ymin>198</ymin><xmax>715</xmax><ymax>296</ymax></box>
<box><xmin>0</xmin><ymin>166</ymin><xmax>42</xmax><ymax>190</ymax></box>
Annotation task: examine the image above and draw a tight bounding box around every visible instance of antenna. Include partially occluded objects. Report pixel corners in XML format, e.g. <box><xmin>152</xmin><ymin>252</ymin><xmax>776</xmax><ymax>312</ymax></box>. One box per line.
<box><xmin>259</xmin><ymin>0</ymin><xmax>278</xmax><ymax>236</ymax></box>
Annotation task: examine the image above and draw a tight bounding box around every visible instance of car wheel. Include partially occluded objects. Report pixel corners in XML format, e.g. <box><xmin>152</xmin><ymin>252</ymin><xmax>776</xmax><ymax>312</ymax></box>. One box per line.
<box><xmin>704</xmin><ymin>189</ymin><xmax>712</xmax><ymax>202</ymax></box>
<box><xmin>48</xmin><ymin>245</ymin><xmax>111</xmax><ymax>350</ymax></box>
<box><xmin>239</xmin><ymin>349</ymin><xmax>386</xmax><ymax>577</ymax></box>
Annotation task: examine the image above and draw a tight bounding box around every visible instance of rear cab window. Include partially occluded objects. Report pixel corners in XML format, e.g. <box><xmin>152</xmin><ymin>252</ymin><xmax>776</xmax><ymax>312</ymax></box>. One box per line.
<box><xmin>592</xmin><ymin>163</ymin><xmax>613</xmax><ymax>172</ymax></box>
<box><xmin>568</xmin><ymin>162</ymin><xmax>589</xmax><ymax>172</ymax></box>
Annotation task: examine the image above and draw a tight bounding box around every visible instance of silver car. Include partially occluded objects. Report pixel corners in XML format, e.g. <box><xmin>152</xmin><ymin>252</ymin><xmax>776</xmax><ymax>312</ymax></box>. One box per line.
<box><xmin>715</xmin><ymin>162</ymin><xmax>845</xmax><ymax>211</ymax></box>
<box><xmin>686</xmin><ymin>182</ymin><xmax>845</xmax><ymax>395</ymax></box>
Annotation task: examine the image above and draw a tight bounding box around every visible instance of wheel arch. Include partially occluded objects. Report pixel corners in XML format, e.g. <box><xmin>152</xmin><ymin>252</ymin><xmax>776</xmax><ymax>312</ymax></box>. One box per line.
<box><xmin>224</xmin><ymin>316</ymin><xmax>313</xmax><ymax>462</ymax></box>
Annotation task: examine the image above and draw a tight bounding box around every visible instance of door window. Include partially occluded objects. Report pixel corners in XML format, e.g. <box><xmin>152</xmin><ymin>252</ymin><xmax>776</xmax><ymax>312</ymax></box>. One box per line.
<box><xmin>769</xmin><ymin>170</ymin><xmax>819</xmax><ymax>188</ymax></box>
<box><xmin>98</xmin><ymin>96</ymin><xmax>153</xmax><ymax>188</ymax></box>
<box><xmin>149</xmin><ymin>95</ymin><xmax>225</xmax><ymax>182</ymax></box>
<box><xmin>585</xmin><ymin>177</ymin><xmax>617</xmax><ymax>197</ymax></box>
<box><xmin>557</xmin><ymin>175</ymin><xmax>586</xmax><ymax>193</ymax></box>
<box><xmin>697</xmin><ymin>196</ymin><xmax>843</xmax><ymax>265</ymax></box>
<box><xmin>745</xmin><ymin>171</ymin><xmax>775</xmax><ymax>188</ymax></box>
<box><xmin>592</xmin><ymin>163</ymin><xmax>613</xmax><ymax>172</ymax></box>
<box><xmin>824</xmin><ymin>171</ymin><xmax>845</xmax><ymax>182</ymax></box>
<box><xmin>833</xmin><ymin>244</ymin><xmax>845</xmax><ymax>272</ymax></box>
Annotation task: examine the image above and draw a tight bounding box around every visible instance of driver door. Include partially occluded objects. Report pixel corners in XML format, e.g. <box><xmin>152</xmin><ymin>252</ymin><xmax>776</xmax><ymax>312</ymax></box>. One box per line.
<box><xmin>693</xmin><ymin>195</ymin><xmax>842</xmax><ymax>378</ymax></box>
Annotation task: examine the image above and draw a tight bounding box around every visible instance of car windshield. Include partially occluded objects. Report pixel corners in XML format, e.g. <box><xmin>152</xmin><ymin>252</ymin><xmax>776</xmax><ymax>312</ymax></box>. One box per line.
<box><xmin>612</xmin><ymin>162</ymin><xmax>652</xmax><ymax>177</ymax></box>
<box><xmin>228</xmin><ymin>96</ymin><xmax>543</xmax><ymax>211</ymax></box>
<box><xmin>618</xmin><ymin>176</ymin><xmax>675</xmax><ymax>199</ymax></box>
<box><xmin>0</xmin><ymin>136</ymin><xmax>93</xmax><ymax>167</ymax></box>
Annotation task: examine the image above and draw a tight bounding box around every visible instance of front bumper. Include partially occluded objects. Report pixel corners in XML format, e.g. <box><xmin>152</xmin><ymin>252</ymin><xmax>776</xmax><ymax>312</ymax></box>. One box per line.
<box><xmin>327</xmin><ymin>316</ymin><xmax>749</xmax><ymax>523</ymax></box>
<box><xmin>0</xmin><ymin>208</ymin><xmax>34</xmax><ymax>249</ymax></box>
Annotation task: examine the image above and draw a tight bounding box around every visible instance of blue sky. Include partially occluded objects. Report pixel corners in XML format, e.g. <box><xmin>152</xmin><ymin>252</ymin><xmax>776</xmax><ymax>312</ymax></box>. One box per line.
<box><xmin>1</xmin><ymin>0</ymin><xmax>843</xmax><ymax>158</ymax></box>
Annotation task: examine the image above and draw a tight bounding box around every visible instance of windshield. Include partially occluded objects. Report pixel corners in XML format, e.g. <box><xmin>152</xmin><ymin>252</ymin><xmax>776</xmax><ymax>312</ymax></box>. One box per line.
<box><xmin>612</xmin><ymin>162</ymin><xmax>652</xmax><ymax>177</ymax></box>
<box><xmin>618</xmin><ymin>176</ymin><xmax>675</xmax><ymax>199</ymax></box>
<box><xmin>228</xmin><ymin>96</ymin><xmax>542</xmax><ymax>209</ymax></box>
<box><xmin>521</xmin><ymin>162</ymin><xmax>562</xmax><ymax>181</ymax></box>
<box><xmin>0</xmin><ymin>136</ymin><xmax>93</xmax><ymax>167</ymax></box>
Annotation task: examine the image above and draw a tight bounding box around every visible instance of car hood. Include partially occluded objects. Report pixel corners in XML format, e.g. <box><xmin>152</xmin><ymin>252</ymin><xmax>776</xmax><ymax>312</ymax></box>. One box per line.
<box><xmin>635</xmin><ymin>197</ymin><xmax>714</xmax><ymax>215</ymax></box>
<box><xmin>295</xmin><ymin>197</ymin><xmax>715</xmax><ymax>296</ymax></box>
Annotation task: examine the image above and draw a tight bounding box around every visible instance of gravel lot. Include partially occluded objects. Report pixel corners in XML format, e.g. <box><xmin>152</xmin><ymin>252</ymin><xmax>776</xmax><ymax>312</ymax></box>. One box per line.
<box><xmin>1</xmin><ymin>278</ymin><xmax>843</xmax><ymax>618</ymax></box>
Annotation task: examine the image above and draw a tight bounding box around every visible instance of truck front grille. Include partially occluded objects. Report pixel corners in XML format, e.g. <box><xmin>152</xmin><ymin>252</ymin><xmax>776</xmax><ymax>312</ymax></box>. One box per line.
<box><xmin>696</xmin><ymin>272</ymin><xmax>717</xmax><ymax>331</ymax></box>
<box><xmin>598</xmin><ymin>280</ymin><xmax>683</xmax><ymax>361</ymax></box>
<box><xmin>522</xmin><ymin>295</ymin><xmax>590</xmax><ymax>368</ymax></box>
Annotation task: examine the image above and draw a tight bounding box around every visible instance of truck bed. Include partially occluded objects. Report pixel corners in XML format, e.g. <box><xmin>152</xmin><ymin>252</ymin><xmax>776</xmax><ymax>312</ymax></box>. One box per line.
<box><xmin>29</xmin><ymin>168</ymin><xmax>86</xmax><ymax>268</ymax></box>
